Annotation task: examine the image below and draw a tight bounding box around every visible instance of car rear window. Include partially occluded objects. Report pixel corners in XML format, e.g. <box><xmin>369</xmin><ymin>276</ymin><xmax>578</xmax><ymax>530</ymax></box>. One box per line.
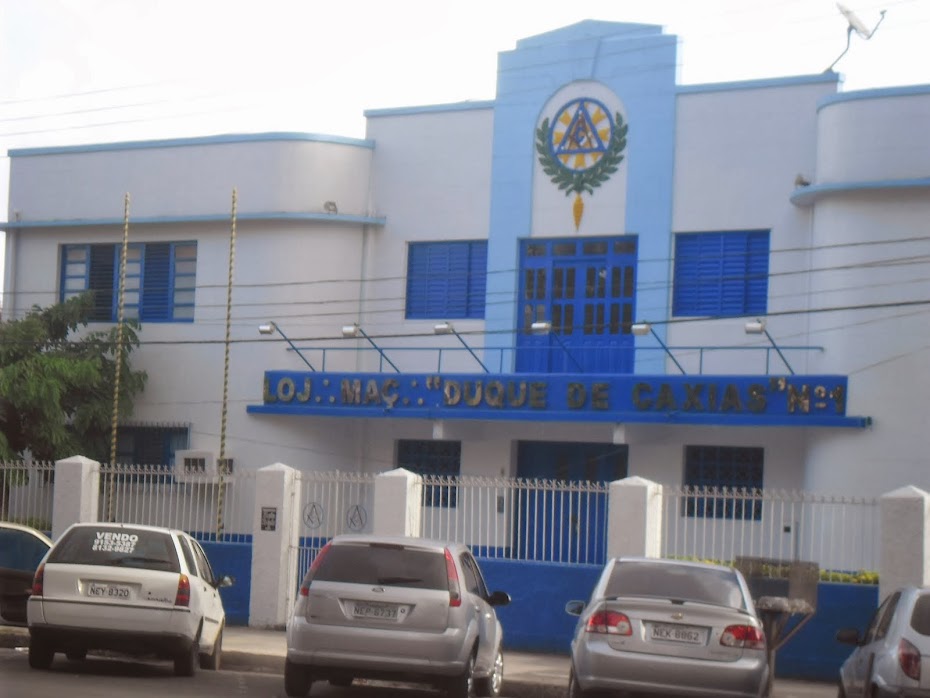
<box><xmin>605</xmin><ymin>561</ymin><xmax>746</xmax><ymax>609</ymax></box>
<box><xmin>312</xmin><ymin>543</ymin><xmax>447</xmax><ymax>590</ymax></box>
<box><xmin>911</xmin><ymin>595</ymin><xmax>930</xmax><ymax>635</ymax></box>
<box><xmin>47</xmin><ymin>527</ymin><xmax>181</xmax><ymax>573</ymax></box>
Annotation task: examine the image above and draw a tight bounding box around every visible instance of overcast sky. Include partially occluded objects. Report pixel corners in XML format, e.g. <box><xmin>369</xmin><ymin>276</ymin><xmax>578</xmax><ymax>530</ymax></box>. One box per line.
<box><xmin>1</xmin><ymin>0</ymin><xmax>927</xmax><ymax>280</ymax></box>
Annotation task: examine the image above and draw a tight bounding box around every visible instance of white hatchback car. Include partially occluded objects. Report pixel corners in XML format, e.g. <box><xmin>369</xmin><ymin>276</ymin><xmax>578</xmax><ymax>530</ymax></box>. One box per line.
<box><xmin>27</xmin><ymin>522</ymin><xmax>232</xmax><ymax>676</ymax></box>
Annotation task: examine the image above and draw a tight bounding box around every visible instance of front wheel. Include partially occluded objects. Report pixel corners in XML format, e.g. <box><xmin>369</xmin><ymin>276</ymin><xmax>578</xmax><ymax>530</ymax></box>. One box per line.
<box><xmin>284</xmin><ymin>659</ymin><xmax>312</xmax><ymax>697</ymax></box>
<box><xmin>446</xmin><ymin>651</ymin><xmax>476</xmax><ymax>698</ymax></box>
<box><xmin>567</xmin><ymin>667</ymin><xmax>590</xmax><ymax>698</ymax></box>
<box><xmin>28</xmin><ymin>635</ymin><xmax>54</xmax><ymax>670</ymax></box>
<box><xmin>473</xmin><ymin>648</ymin><xmax>503</xmax><ymax>697</ymax></box>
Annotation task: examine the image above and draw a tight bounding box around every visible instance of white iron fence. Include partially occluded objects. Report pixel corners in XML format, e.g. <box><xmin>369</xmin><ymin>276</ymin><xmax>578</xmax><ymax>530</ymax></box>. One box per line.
<box><xmin>419</xmin><ymin>475</ymin><xmax>610</xmax><ymax>565</ymax></box>
<box><xmin>661</xmin><ymin>486</ymin><xmax>880</xmax><ymax>576</ymax></box>
<box><xmin>97</xmin><ymin>464</ymin><xmax>255</xmax><ymax>542</ymax></box>
<box><xmin>294</xmin><ymin>470</ymin><xmax>377</xmax><ymax>592</ymax></box>
<box><xmin>0</xmin><ymin>460</ymin><xmax>55</xmax><ymax>532</ymax></box>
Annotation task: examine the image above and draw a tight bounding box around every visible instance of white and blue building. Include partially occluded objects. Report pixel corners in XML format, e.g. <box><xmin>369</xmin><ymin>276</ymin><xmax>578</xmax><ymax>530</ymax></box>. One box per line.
<box><xmin>3</xmin><ymin>19</ymin><xmax>930</xmax><ymax>676</ymax></box>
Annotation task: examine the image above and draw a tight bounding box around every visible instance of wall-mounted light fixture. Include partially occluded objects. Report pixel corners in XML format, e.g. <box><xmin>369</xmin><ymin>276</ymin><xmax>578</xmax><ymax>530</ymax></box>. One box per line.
<box><xmin>341</xmin><ymin>323</ymin><xmax>400</xmax><ymax>373</ymax></box>
<box><xmin>631</xmin><ymin>322</ymin><xmax>686</xmax><ymax>375</ymax></box>
<box><xmin>258</xmin><ymin>321</ymin><xmax>316</xmax><ymax>371</ymax></box>
<box><xmin>433</xmin><ymin>322</ymin><xmax>489</xmax><ymax>373</ymax></box>
<box><xmin>744</xmin><ymin>319</ymin><xmax>795</xmax><ymax>375</ymax></box>
<box><xmin>530</xmin><ymin>321</ymin><xmax>585</xmax><ymax>373</ymax></box>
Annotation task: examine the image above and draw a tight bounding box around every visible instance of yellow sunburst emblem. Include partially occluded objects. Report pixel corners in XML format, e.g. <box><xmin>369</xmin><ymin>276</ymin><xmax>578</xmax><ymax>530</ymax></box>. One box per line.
<box><xmin>536</xmin><ymin>98</ymin><xmax>628</xmax><ymax>230</ymax></box>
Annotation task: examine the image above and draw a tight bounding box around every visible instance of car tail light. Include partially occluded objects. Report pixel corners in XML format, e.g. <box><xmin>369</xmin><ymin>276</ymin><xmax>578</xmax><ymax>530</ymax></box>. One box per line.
<box><xmin>31</xmin><ymin>563</ymin><xmax>45</xmax><ymax>597</ymax></box>
<box><xmin>175</xmin><ymin>574</ymin><xmax>191</xmax><ymax>607</ymax></box>
<box><xmin>444</xmin><ymin>548</ymin><xmax>462</xmax><ymax>608</ymax></box>
<box><xmin>721</xmin><ymin>624</ymin><xmax>766</xmax><ymax>650</ymax></box>
<box><xmin>585</xmin><ymin>610</ymin><xmax>632</xmax><ymax>635</ymax></box>
<box><xmin>299</xmin><ymin>541</ymin><xmax>332</xmax><ymax>597</ymax></box>
<box><xmin>899</xmin><ymin>638</ymin><xmax>921</xmax><ymax>680</ymax></box>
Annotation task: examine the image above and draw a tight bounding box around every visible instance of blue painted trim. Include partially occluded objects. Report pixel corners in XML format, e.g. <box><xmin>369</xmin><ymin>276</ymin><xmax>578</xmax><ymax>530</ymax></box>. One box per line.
<box><xmin>790</xmin><ymin>177</ymin><xmax>930</xmax><ymax>206</ymax></box>
<box><xmin>8</xmin><ymin>131</ymin><xmax>374</xmax><ymax>157</ymax></box>
<box><xmin>678</xmin><ymin>73</ymin><xmax>840</xmax><ymax>95</ymax></box>
<box><xmin>247</xmin><ymin>402</ymin><xmax>870</xmax><ymax>428</ymax></box>
<box><xmin>0</xmin><ymin>211</ymin><xmax>387</xmax><ymax>231</ymax></box>
<box><xmin>364</xmin><ymin>100</ymin><xmax>495</xmax><ymax>118</ymax></box>
<box><xmin>818</xmin><ymin>83</ymin><xmax>930</xmax><ymax>111</ymax></box>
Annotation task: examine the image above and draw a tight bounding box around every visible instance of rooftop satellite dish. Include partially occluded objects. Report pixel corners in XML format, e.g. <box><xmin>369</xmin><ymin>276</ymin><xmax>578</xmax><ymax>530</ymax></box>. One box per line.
<box><xmin>826</xmin><ymin>3</ymin><xmax>887</xmax><ymax>72</ymax></box>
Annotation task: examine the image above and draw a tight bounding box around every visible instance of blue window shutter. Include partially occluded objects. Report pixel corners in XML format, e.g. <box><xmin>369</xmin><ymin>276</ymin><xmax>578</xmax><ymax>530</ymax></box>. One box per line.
<box><xmin>142</xmin><ymin>243</ymin><xmax>171</xmax><ymax>321</ymax></box>
<box><xmin>406</xmin><ymin>241</ymin><xmax>487</xmax><ymax>319</ymax></box>
<box><xmin>673</xmin><ymin>231</ymin><xmax>769</xmax><ymax>317</ymax></box>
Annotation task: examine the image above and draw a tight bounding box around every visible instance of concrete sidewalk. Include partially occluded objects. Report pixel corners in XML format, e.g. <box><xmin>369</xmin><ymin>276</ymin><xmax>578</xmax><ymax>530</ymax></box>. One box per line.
<box><xmin>1</xmin><ymin>624</ymin><xmax>836</xmax><ymax>697</ymax></box>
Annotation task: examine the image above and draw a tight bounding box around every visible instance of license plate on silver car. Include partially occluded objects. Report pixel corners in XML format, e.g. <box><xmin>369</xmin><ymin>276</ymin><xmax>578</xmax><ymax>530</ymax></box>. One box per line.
<box><xmin>86</xmin><ymin>582</ymin><xmax>131</xmax><ymax>600</ymax></box>
<box><xmin>650</xmin><ymin>622</ymin><xmax>707</xmax><ymax>644</ymax></box>
<box><xmin>352</xmin><ymin>601</ymin><xmax>399</xmax><ymax>620</ymax></box>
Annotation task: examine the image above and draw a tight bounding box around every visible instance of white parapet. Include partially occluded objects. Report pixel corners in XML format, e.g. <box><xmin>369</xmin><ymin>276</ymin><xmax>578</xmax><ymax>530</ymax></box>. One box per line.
<box><xmin>249</xmin><ymin>462</ymin><xmax>299</xmax><ymax>628</ymax></box>
<box><xmin>372</xmin><ymin>468</ymin><xmax>422</xmax><ymax>537</ymax></box>
<box><xmin>53</xmin><ymin>456</ymin><xmax>100</xmax><ymax>540</ymax></box>
<box><xmin>607</xmin><ymin>476</ymin><xmax>664</xmax><ymax>559</ymax></box>
<box><xmin>880</xmin><ymin>485</ymin><xmax>930</xmax><ymax>602</ymax></box>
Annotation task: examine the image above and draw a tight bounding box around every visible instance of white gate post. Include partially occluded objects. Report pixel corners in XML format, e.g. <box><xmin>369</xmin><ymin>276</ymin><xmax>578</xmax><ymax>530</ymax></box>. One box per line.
<box><xmin>372</xmin><ymin>468</ymin><xmax>422</xmax><ymax>537</ymax></box>
<box><xmin>879</xmin><ymin>485</ymin><xmax>930</xmax><ymax>602</ymax></box>
<box><xmin>52</xmin><ymin>456</ymin><xmax>100</xmax><ymax>540</ymax></box>
<box><xmin>607</xmin><ymin>476</ymin><xmax>663</xmax><ymax>559</ymax></box>
<box><xmin>249</xmin><ymin>463</ymin><xmax>299</xmax><ymax>628</ymax></box>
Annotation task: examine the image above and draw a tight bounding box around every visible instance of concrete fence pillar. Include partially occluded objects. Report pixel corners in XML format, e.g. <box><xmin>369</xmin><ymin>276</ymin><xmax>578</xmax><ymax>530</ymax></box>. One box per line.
<box><xmin>372</xmin><ymin>468</ymin><xmax>422</xmax><ymax>537</ymax></box>
<box><xmin>249</xmin><ymin>463</ymin><xmax>299</xmax><ymax>629</ymax></box>
<box><xmin>607</xmin><ymin>476</ymin><xmax>663</xmax><ymax>559</ymax></box>
<box><xmin>52</xmin><ymin>456</ymin><xmax>100</xmax><ymax>540</ymax></box>
<box><xmin>879</xmin><ymin>485</ymin><xmax>930</xmax><ymax>602</ymax></box>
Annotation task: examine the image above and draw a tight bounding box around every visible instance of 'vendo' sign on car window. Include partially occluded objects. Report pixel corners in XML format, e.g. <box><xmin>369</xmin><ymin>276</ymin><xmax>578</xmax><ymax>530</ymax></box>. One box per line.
<box><xmin>92</xmin><ymin>532</ymin><xmax>138</xmax><ymax>554</ymax></box>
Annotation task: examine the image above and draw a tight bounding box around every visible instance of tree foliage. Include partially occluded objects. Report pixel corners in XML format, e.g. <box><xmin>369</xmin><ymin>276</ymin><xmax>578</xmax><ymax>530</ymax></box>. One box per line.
<box><xmin>0</xmin><ymin>293</ymin><xmax>148</xmax><ymax>462</ymax></box>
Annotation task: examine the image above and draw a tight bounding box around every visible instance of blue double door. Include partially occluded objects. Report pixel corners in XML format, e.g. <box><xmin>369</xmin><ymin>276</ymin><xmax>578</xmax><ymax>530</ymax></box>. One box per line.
<box><xmin>514</xmin><ymin>441</ymin><xmax>628</xmax><ymax>564</ymax></box>
<box><xmin>516</xmin><ymin>236</ymin><xmax>638</xmax><ymax>374</ymax></box>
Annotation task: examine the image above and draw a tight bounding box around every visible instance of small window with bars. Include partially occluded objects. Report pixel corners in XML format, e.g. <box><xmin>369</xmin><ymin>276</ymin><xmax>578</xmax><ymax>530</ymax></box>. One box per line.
<box><xmin>396</xmin><ymin>439</ymin><xmax>462</xmax><ymax>508</ymax></box>
<box><xmin>682</xmin><ymin>445</ymin><xmax>763</xmax><ymax>521</ymax></box>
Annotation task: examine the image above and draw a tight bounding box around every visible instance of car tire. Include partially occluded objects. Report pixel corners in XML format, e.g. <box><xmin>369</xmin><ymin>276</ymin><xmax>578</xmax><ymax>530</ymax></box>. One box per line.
<box><xmin>285</xmin><ymin>659</ymin><xmax>312</xmax><ymax>697</ymax></box>
<box><xmin>65</xmin><ymin>649</ymin><xmax>87</xmax><ymax>661</ymax></box>
<box><xmin>174</xmin><ymin>639</ymin><xmax>199</xmax><ymax>677</ymax></box>
<box><xmin>28</xmin><ymin>635</ymin><xmax>54</xmax><ymax>670</ymax></box>
<box><xmin>473</xmin><ymin>648</ymin><xmax>504</xmax><ymax>697</ymax></box>
<box><xmin>200</xmin><ymin>626</ymin><xmax>222</xmax><ymax>671</ymax></box>
<box><xmin>447</xmin><ymin>650</ymin><xmax>476</xmax><ymax>698</ymax></box>
<box><xmin>568</xmin><ymin>667</ymin><xmax>590</xmax><ymax>698</ymax></box>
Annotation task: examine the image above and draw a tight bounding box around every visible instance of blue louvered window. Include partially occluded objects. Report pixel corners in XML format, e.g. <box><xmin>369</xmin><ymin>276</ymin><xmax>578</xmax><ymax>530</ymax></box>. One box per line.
<box><xmin>672</xmin><ymin>231</ymin><xmax>769</xmax><ymax>317</ymax></box>
<box><xmin>60</xmin><ymin>242</ymin><xmax>196</xmax><ymax>322</ymax></box>
<box><xmin>683</xmin><ymin>445</ymin><xmax>763</xmax><ymax>520</ymax></box>
<box><xmin>406</xmin><ymin>241</ymin><xmax>487</xmax><ymax>319</ymax></box>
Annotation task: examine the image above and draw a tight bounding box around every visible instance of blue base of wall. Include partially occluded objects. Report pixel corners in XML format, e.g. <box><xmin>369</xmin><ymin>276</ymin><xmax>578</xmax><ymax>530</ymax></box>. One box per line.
<box><xmin>478</xmin><ymin>559</ymin><xmax>878</xmax><ymax>681</ymax></box>
<box><xmin>201</xmin><ymin>541</ymin><xmax>252</xmax><ymax>626</ymax></box>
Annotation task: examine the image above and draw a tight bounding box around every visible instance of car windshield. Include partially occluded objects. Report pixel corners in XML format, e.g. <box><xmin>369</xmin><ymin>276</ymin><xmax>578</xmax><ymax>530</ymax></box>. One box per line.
<box><xmin>605</xmin><ymin>561</ymin><xmax>746</xmax><ymax>609</ymax></box>
<box><xmin>0</xmin><ymin>528</ymin><xmax>49</xmax><ymax>572</ymax></box>
<box><xmin>311</xmin><ymin>543</ymin><xmax>447</xmax><ymax>589</ymax></box>
<box><xmin>48</xmin><ymin>527</ymin><xmax>181</xmax><ymax>573</ymax></box>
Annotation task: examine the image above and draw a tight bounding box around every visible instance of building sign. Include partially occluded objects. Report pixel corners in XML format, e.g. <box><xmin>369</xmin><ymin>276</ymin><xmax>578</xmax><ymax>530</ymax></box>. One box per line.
<box><xmin>247</xmin><ymin>372</ymin><xmax>870</xmax><ymax>428</ymax></box>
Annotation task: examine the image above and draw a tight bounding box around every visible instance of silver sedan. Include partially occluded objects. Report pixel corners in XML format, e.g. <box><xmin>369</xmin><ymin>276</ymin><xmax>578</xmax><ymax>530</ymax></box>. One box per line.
<box><xmin>565</xmin><ymin>556</ymin><xmax>769</xmax><ymax>697</ymax></box>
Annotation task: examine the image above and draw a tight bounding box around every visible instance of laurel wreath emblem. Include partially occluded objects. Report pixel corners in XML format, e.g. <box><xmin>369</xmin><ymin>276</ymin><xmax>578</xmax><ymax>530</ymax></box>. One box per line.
<box><xmin>535</xmin><ymin>111</ymin><xmax>628</xmax><ymax>196</ymax></box>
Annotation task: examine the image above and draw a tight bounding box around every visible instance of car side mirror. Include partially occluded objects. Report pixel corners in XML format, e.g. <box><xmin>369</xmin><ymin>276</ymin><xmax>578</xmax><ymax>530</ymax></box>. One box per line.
<box><xmin>835</xmin><ymin>627</ymin><xmax>861</xmax><ymax>645</ymax></box>
<box><xmin>488</xmin><ymin>590</ymin><xmax>510</xmax><ymax>607</ymax></box>
<box><xmin>565</xmin><ymin>600</ymin><xmax>586</xmax><ymax>616</ymax></box>
<box><xmin>216</xmin><ymin>575</ymin><xmax>234</xmax><ymax>589</ymax></box>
